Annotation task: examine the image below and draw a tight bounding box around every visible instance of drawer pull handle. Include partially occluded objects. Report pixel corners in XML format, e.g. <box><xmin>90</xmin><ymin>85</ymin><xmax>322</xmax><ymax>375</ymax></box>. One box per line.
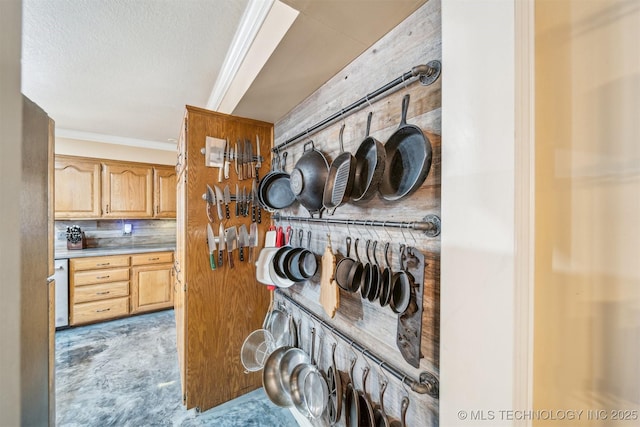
<box><xmin>96</xmin><ymin>291</ymin><xmax>110</xmax><ymax>295</ymax></box>
<box><xmin>96</xmin><ymin>275</ymin><xmax>110</xmax><ymax>279</ymax></box>
<box><xmin>149</xmin><ymin>257</ymin><xmax>160</xmax><ymax>261</ymax></box>
<box><xmin>96</xmin><ymin>263</ymin><xmax>110</xmax><ymax>266</ymax></box>
<box><xmin>96</xmin><ymin>308</ymin><xmax>111</xmax><ymax>313</ymax></box>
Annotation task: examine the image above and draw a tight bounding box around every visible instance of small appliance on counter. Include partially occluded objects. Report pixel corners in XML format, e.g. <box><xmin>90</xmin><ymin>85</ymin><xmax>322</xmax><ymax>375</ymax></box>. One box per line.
<box><xmin>66</xmin><ymin>225</ymin><xmax>86</xmax><ymax>250</ymax></box>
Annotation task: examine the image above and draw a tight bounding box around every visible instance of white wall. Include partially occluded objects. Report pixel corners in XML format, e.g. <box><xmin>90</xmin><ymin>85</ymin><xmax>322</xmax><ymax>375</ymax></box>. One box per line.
<box><xmin>0</xmin><ymin>0</ymin><xmax>23</xmax><ymax>424</ymax></box>
<box><xmin>56</xmin><ymin>137</ymin><xmax>176</xmax><ymax>165</ymax></box>
<box><xmin>441</xmin><ymin>1</ymin><xmax>518</xmax><ymax>426</ymax></box>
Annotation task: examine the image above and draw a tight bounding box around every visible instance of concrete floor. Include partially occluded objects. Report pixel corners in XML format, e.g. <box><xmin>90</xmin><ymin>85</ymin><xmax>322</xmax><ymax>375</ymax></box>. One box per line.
<box><xmin>55</xmin><ymin>310</ymin><xmax>298</xmax><ymax>426</ymax></box>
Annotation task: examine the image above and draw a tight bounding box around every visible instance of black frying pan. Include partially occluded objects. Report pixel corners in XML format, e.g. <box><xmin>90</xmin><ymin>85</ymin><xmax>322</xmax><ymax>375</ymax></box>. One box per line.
<box><xmin>344</xmin><ymin>358</ymin><xmax>360</xmax><ymax>427</ymax></box>
<box><xmin>335</xmin><ymin>237</ymin><xmax>356</xmax><ymax>290</ymax></box>
<box><xmin>352</xmin><ymin>112</ymin><xmax>385</xmax><ymax>202</ymax></box>
<box><xmin>346</xmin><ymin>238</ymin><xmax>364</xmax><ymax>292</ymax></box>
<box><xmin>327</xmin><ymin>343</ymin><xmax>342</xmax><ymax>425</ymax></box>
<box><xmin>357</xmin><ymin>366</ymin><xmax>375</xmax><ymax>426</ymax></box>
<box><xmin>259</xmin><ymin>152</ymin><xmax>296</xmax><ymax>210</ymax></box>
<box><xmin>379</xmin><ymin>242</ymin><xmax>392</xmax><ymax>307</ymax></box>
<box><xmin>360</xmin><ymin>240</ymin><xmax>373</xmax><ymax>299</ymax></box>
<box><xmin>389</xmin><ymin>245</ymin><xmax>411</xmax><ymax>314</ymax></box>
<box><xmin>323</xmin><ymin>123</ymin><xmax>355</xmax><ymax>214</ymax></box>
<box><xmin>379</xmin><ymin>94</ymin><xmax>432</xmax><ymax>201</ymax></box>
<box><xmin>367</xmin><ymin>241</ymin><xmax>381</xmax><ymax>302</ymax></box>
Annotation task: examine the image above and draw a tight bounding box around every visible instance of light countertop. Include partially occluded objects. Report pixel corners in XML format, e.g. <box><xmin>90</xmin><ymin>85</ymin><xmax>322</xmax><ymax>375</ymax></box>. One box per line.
<box><xmin>55</xmin><ymin>245</ymin><xmax>175</xmax><ymax>259</ymax></box>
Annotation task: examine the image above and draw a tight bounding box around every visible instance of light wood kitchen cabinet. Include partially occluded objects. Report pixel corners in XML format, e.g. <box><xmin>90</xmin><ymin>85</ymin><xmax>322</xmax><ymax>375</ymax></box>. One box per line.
<box><xmin>130</xmin><ymin>251</ymin><xmax>174</xmax><ymax>314</ymax></box>
<box><xmin>54</xmin><ymin>155</ymin><xmax>176</xmax><ymax>219</ymax></box>
<box><xmin>102</xmin><ymin>161</ymin><xmax>153</xmax><ymax>218</ymax></box>
<box><xmin>69</xmin><ymin>255</ymin><xmax>131</xmax><ymax>325</ymax></box>
<box><xmin>153</xmin><ymin>166</ymin><xmax>176</xmax><ymax>218</ymax></box>
<box><xmin>54</xmin><ymin>156</ymin><xmax>101</xmax><ymax>218</ymax></box>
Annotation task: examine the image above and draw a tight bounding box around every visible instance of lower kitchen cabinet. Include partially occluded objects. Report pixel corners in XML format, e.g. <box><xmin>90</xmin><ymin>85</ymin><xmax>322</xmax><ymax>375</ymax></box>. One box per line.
<box><xmin>130</xmin><ymin>252</ymin><xmax>174</xmax><ymax>314</ymax></box>
<box><xmin>69</xmin><ymin>251</ymin><xmax>174</xmax><ymax>325</ymax></box>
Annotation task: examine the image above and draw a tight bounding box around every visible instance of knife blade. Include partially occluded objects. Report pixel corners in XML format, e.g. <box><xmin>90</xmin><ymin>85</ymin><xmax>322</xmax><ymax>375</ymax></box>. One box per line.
<box><xmin>218</xmin><ymin>222</ymin><xmax>225</xmax><ymax>267</ymax></box>
<box><xmin>244</xmin><ymin>139</ymin><xmax>251</xmax><ymax>180</ymax></box>
<box><xmin>254</xmin><ymin>181</ymin><xmax>261</xmax><ymax>224</ymax></box>
<box><xmin>251</xmin><ymin>180</ymin><xmax>257</xmax><ymax>223</ymax></box>
<box><xmin>235</xmin><ymin>183</ymin><xmax>240</xmax><ymax>217</ymax></box>
<box><xmin>225</xmin><ymin>226</ymin><xmax>237</xmax><ymax>268</ymax></box>
<box><xmin>223</xmin><ymin>139</ymin><xmax>230</xmax><ymax>180</ymax></box>
<box><xmin>249</xmin><ymin>222</ymin><xmax>258</xmax><ymax>263</ymax></box>
<box><xmin>206</xmin><ymin>224</ymin><xmax>216</xmax><ymax>270</ymax></box>
<box><xmin>223</xmin><ymin>184</ymin><xmax>231</xmax><ymax>219</ymax></box>
<box><xmin>242</xmin><ymin>186</ymin><xmax>248</xmax><ymax>217</ymax></box>
<box><xmin>213</xmin><ymin>185</ymin><xmax>224</xmax><ymax>221</ymax></box>
<box><xmin>204</xmin><ymin>184</ymin><xmax>215</xmax><ymax>223</ymax></box>
<box><xmin>255</xmin><ymin>134</ymin><xmax>262</xmax><ymax>182</ymax></box>
<box><xmin>248</xmin><ymin>139</ymin><xmax>254</xmax><ymax>179</ymax></box>
<box><xmin>234</xmin><ymin>140</ymin><xmax>239</xmax><ymax>180</ymax></box>
<box><xmin>218</xmin><ymin>139</ymin><xmax>226</xmax><ymax>182</ymax></box>
<box><xmin>238</xmin><ymin>224</ymin><xmax>249</xmax><ymax>262</ymax></box>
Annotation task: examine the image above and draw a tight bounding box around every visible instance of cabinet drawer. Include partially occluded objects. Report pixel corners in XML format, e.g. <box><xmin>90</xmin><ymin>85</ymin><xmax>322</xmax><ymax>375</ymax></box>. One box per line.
<box><xmin>72</xmin><ymin>297</ymin><xmax>129</xmax><ymax>325</ymax></box>
<box><xmin>71</xmin><ymin>255</ymin><xmax>130</xmax><ymax>271</ymax></box>
<box><xmin>131</xmin><ymin>251</ymin><xmax>173</xmax><ymax>266</ymax></box>
<box><xmin>73</xmin><ymin>267</ymin><xmax>129</xmax><ymax>286</ymax></box>
<box><xmin>73</xmin><ymin>281</ymin><xmax>129</xmax><ymax>304</ymax></box>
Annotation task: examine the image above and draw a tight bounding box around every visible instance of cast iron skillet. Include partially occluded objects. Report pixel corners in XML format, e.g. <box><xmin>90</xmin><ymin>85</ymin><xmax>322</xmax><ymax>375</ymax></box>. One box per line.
<box><xmin>389</xmin><ymin>244</ymin><xmax>411</xmax><ymax>314</ymax></box>
<box><xmin>379</xmin><ymin>93</ymin><xmax>432</xmax><ymax>201</ymax></box>
<box><xmin>379</xmin><ymin>242</ymin><xmax>393</xmax><ymax>307</ymax></box>
<box><xmin>389</xmin><ymin>396</ymin><xmax>409</xmax><ymax>427</ymax></box>
<box><xmin>357</xmin><ymin>366</ymin><xmax>375</xmax><ymax>426</ymax></box>
<box><xmin>323</xmin><ymin>123</ymin><xmax>356</xmax><ymax>214</ymax></box>
<box><xmin>335</xmin><ymin>237</ymin><xmax>356</xmax><ymax>291</ymax></box>
<box><xmin>373</xmin><ymin>379</ymin><xmax>390</xmax><ymax>427</ymax></box>
<box><xmin>346</xmin><ymin>238</ymin><xmax>364</xmax><ymax>293</ymax></box>
<box><xmin>344</xmin><ymin>358</ymin><xmax>360</xmax><ymax>427</ymax></box>
<box><xmin>327</xmin><ymin>343</ymin><xmax>343</xmax><ymax>425</ymax></box>
<box><xmin>352</xmin><ymin>112</ymin><xmax>386</xmax><ymax>202</ymax></box>
<box><xmin>367</xmin><ymin>241</ymin><xmax>381</xmax><ymax>302</ymax></box>
<box><xmin>259</xmin><ymin>152</ymin><xmax>296</xmax><ymax>210</ymax></box>
<box><xmin>360</xmin><ymin>240</ymin><xmax>373</xmax><ymax>299</ymax></box>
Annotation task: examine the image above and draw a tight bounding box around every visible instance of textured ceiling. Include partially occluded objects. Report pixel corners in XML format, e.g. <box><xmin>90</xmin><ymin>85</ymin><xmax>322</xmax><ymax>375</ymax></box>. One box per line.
<box><xmin>22</xmin><ymin>0</ymin><xmax>427</xmax><ymax>148</ymax></box>
<box><xmin>22</xmin><ymin>0</ymin><xmax>248</xmax><ymax>144</ymax></box>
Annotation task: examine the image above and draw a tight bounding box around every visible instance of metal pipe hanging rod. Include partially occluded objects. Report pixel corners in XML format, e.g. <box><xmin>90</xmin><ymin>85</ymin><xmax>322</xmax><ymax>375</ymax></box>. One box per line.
<box><xmin>278</xmin><ymin>291</ymin><xmax>439</xmax><ymax>398</ymax></box>
<box><xmin>272</xmin><ymin>61</ymin><xmax>441</xmax><ymax>153</ymax></box>
<box><xmin>272</xmin><ymin>213</ymin><xmax>441</xmax><ymax>237</ymax></box>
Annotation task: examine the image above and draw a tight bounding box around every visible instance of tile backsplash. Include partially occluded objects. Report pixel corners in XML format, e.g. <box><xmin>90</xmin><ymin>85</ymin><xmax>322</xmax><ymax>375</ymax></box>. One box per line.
<box><xmin>55</xmin><ymin>219</ymin><xmax>176</xmax><ymax>250</ymax></box>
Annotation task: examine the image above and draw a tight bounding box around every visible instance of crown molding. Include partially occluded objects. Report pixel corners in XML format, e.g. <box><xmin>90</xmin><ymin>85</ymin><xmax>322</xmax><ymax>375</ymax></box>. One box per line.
<box><xmin>56</xmin><ymin>128</ymin><xmax>176</xmax><ymax>152</ymax></box>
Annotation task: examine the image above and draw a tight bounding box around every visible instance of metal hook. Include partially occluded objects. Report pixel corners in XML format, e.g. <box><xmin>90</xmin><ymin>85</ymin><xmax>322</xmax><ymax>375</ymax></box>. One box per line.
<box><xmin>401</xmin><ymin>374</ymin><xmax>410</xmax><ymax>397</ymax></box>
<box><xmin>382</xmin><ymin>221</ymin><xmax>392</xmax><ymax>241</ymax></box>
<box><xmin>348</xmin><ymin>340</ymin><xmax>359</xmax><ymax>361</ymax></box>
<box><xmin>378</xmin><ymin>360</ymin><xmax>390</xmax><ymax>386</ymax></box>
<box><xmin>365</xmin><ymin>95</ymin><xmax>373</xmax><ymax>110</ymax></box>
<box><xmin>400</xmin><ymin>222</ymin><xmax>408</xmax><ymax>242</ymax></box>
<box><xmin>408</xmin><ymin>222</ymin><xmax>417</xmax><ymax>244</ymax></box>
<box><xmin>361</xmin><ymin>348</ymin><xmax>372</xmax><ymax>371</ymax></box>
<box><xmin>401</xmin><ymin>72</ymin><xmax>408</xmax><ymax>89</ymax></box>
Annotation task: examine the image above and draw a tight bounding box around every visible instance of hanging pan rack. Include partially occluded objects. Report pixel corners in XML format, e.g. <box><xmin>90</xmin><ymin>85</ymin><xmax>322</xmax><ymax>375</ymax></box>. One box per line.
<box><xmin>278</xmin><ymin>291</ymin><xmax>439</xmax><ymax>398</ymax></box>
<box><xmin>273</xmin><ymin>61</ymin><xmax>441</xmax><ymax>153</ymax></box>
<box><xmin>272</xmin><ymin>213</ymin><xmax>441</xmax><ymax>238</ymax></box>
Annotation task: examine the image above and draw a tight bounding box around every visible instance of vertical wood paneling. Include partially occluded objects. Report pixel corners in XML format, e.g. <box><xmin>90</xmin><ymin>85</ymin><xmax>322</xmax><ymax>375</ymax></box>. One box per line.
<box><xmin>273</xmin><ymin>1</ymin><xmax>441</xmax><ymax>426</ymax></box>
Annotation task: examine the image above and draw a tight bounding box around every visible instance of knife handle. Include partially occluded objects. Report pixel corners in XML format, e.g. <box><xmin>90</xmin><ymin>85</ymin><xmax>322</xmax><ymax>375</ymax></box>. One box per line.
<box><xmin>218</xmin><ymin>166</ymin><xmax>223</xmax><ymax>183</ymax></box>
<box><xmin>257</xmin><ymin>205</ymin><xmax>261</xmax><ymax>224</ymax></box>
<box><xmin>249</xmin><ymin>247</ymin><xmax>254</xmax><ymax>263</ymax></box>
<box><xmin>210</xmin><ymin>254</ymin><xmax>217</xmax><ymax>270</ymax></box>
<box><xmin>251</xmin><ymin>203</ymin><xmax>256</xmax><ymax>223</ymax></box>
<box><xmin>239</xmin><ymin>247</ymin><xmax>244</xmax><ymax>262</ymax></box>
<box><xmin>228</xmin><ymin>251</ymin><xmax>234</xmax><ymax>269</ymax></box>
<box><xmin>225</xmin><ymin>204</ymin><xmax>230</xmax><ymax>219</ymax></box>
<box><xmin>255</xmin><ymin>169</ymin><xmax>259</xmax><ymax>183</ymax></box>
<box><xmin>218</xmin><ymin>250</ymin><xmax>224</xmax><ymax>268</ymax></box>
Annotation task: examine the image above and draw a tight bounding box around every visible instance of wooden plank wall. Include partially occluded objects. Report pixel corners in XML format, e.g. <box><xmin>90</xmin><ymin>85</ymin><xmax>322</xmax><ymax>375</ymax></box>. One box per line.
<box><xmin>273</xmin><ymin>1</ymin><xmax>440</xmax><ymax>426</ymax></box>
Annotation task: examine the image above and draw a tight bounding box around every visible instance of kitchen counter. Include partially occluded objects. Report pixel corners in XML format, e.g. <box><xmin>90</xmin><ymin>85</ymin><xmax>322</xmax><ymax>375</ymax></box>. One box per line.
<box><xmin>55</xmin><ymin>245</ymin><xmax>175</xmax><ymax>259</ymax></box>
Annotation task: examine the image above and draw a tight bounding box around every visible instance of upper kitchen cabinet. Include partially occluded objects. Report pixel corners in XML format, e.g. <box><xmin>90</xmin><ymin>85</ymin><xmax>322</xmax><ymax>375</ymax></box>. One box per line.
<box><xmin>153</xmin><ymin>166</ymin><xmax>177</xmax><ymax>218</ymax></box>
<box><xmin>102</xmin><ymin>161</ymin><xmax>153</xmax><ymax>218</ymax></box>
<box><xmin>54</xmin><ymin>155</ymin><xmax>176</xmax><ymax>219</ymax></box>
<box><xmin>55</xmin><ymin>156</ymin><xmax>101</xmax><ymax>218</ymax></box>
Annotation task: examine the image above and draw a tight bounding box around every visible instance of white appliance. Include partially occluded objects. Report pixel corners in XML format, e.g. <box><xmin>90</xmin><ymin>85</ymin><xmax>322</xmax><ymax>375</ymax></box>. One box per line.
<box><xmin>53</xmin><ymin>259</ymin><xmax>69</xmax><ymax>328</ymax></box>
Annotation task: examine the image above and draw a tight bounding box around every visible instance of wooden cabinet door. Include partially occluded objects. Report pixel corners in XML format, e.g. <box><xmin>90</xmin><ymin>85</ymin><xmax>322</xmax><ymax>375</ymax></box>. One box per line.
<box><xmin>153</xmin><ymin>166</ymin><xmax>176</xmax><ymax>218</ymax></box>
<box><xmin>131</xmin><ymin>263</ymin><xmax>174</xmax><ymax>314</ymax></box>
<box><xmin>54</xmin><ymin>156</ymin><xmax>101</xmax><ymax>218</ymax></box>
<box><xmin>102</xmin><ymin>162</ymin><xmax>153</xmax><ymax>218</ymax></box>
